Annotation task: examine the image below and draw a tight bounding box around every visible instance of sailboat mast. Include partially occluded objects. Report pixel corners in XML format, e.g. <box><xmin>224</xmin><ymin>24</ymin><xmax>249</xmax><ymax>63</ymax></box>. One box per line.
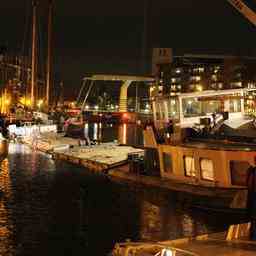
<box><xmin>46</xmin><ymin>0</ymin><xmax>53</xmax><ymax>111</ymax></box>
<box><xmin>31</xmin><ymin>0</ymin><xmax>37</xmax><ymax>109</ymax></box>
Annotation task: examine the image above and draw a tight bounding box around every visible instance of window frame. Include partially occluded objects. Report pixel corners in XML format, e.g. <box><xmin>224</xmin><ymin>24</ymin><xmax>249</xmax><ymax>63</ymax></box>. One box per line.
<box><xmin>183</xmin><ymin>155</ymin><xmax>196</xmax><ymax>177</ymax></box>
<box><xmin>200</xmin><ymin>158</ymin><xmax>214</xmax><ymax>182</ymax></box>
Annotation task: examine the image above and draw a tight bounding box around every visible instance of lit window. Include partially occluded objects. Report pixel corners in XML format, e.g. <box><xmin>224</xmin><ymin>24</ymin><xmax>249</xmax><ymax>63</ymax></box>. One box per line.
<box><xmin>184</xmin><ymin>156</ymin><xmax>196</xmax><ymax>177</ymax></box>
<box><xmin>199</xmin><ymin>67</ymin><xmax>204</xmax><ymax>73</ymax></box>
<box><xmin>190</xmin><ymin>76</ymin><xmax>201</xmax><ymax>82</ymax></box>
<box><xmin>200</xmin><ymin>158</ymin><xmax>214</xmax><ymax>181</ymax></box>
<box><xmin>211</xmin><ymin>75</ymin><xmax>217</xmax><ymax>81</ymax></box>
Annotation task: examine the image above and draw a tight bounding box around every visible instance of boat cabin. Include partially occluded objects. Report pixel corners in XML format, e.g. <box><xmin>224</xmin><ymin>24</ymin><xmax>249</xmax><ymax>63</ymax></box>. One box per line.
<box><xmin>152</xmin><ymin>88</ymin><xmax>256</xmax><ymax>129</ymax></box>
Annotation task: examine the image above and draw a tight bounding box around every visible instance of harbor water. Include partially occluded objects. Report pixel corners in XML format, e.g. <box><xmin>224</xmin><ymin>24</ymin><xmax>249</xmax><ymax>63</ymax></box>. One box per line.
<box><xmin>0</xmin><ymin>123</ymin><xmax>247</xmax><ymax>256</ymax></box>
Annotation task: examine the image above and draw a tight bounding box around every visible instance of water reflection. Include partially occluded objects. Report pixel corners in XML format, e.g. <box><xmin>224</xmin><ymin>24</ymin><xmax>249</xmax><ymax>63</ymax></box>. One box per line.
<box><xmin>0</xmin><ymin>144</ymin><xmax>246</xmax><ymax>256</ymax></box>
<box><xmin>81</xmin><ymin>122</ymin><xmax>143</xmax><ymax>146</ymax></box>
<box><xmin>0</xmin><ymin>159</ymin><xmax>14</xmax><ymax>255</ymax></box>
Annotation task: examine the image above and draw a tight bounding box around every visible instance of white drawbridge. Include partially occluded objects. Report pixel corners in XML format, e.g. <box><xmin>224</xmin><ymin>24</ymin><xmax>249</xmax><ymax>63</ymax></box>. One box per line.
<box><xmin>76</xmin><ymin>74</ymin><xmax>155</xmax><ymax>112</ymax></box>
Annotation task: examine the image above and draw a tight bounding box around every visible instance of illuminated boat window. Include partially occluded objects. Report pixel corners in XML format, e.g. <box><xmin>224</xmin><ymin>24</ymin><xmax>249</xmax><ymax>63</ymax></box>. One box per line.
<box><xmin>230</xmin><ymin>160</ymin><xmax>250</xmax><ymax>186</ymax></box>
<box><xmin>200</xmin><ymin>158</ymin><xmax>214</xmax><ymax>181</ymax></box>
<box><xmin>163</xmin><ymin>152</ymin><xmax>173</xmax><ymax>173</ymax></box>
<box><xmin>184</xmin><ymin>156</ymin><xmax>196</xmax><ymax>177</ymax></box>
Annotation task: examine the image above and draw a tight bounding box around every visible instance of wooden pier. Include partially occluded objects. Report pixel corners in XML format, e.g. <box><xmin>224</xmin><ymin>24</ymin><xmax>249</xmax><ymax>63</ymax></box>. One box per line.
<box><xmin>21</xmin><ymin>133</ymin><xmax>144</xmax><ymax>173</ymax></box>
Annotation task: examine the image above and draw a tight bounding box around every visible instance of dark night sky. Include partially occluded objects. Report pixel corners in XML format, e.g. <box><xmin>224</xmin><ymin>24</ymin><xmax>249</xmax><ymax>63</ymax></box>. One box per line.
<box><xmin>1</xmin><ymin>0</ymin><xmax>256</xmax><ymax>98</ymax></box>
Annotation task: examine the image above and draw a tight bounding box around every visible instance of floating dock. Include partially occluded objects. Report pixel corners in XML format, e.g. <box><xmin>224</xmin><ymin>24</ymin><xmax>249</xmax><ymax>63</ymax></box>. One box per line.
<box><xmin>22</xmin><ymin>133</ymin><xmax>144</xmax><ymax>173</ymax></box>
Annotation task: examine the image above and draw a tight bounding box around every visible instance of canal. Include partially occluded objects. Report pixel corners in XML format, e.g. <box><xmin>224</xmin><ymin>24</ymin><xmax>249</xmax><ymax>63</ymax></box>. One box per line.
<box><xmin>0</xmin><ymin>124</ymin><xmax>247</xmax><ymax>256</ymax></box>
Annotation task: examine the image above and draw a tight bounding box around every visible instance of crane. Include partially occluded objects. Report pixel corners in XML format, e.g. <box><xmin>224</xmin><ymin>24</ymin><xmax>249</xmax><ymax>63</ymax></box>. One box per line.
<box><xmin>226</xmin><ymin>0</ymin><xmax>256</xmax><ymax>26</ymax></box>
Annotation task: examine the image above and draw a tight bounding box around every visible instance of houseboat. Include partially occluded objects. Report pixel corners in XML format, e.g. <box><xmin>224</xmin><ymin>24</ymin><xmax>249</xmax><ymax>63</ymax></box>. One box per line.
<box><xmin>143</xmin><ymin>88</ymin><xmax>256</xmax><ymax>210</ymax></box>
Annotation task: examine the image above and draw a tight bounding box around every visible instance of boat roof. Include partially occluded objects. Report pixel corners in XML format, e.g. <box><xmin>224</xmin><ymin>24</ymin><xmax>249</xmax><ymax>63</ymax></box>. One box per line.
<box><xmin>178</xmin><ymin>88</ymin><xmax>256</xmax><ymax>99</ymax></box>
<box><xmin>153</xmin><ymin>88</ymin><xmax>256</xmax><ymax>101</ymax></box>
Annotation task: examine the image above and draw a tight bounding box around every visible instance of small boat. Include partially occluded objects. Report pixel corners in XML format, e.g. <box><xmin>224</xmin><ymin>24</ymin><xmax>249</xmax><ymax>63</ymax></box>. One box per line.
<box><xmin>142</xmin><ymin>88</ymin><xmax>256</xmax><ymax>211</ymax></box>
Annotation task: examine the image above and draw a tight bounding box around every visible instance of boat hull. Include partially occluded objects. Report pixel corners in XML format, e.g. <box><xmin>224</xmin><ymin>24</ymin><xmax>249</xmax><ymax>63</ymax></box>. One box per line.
<box><xmin>109</xmin><ymin>169</ymin><xmax>249</xmax><ymax>213</ymax></box>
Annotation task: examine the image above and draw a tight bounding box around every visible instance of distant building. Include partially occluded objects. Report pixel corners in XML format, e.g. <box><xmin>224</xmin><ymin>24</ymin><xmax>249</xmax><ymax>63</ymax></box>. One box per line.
<box><xmin>0</xmin><ymin>53</ymin><xmax>46</xmax><ymax>109</ymax></box>
<box><xmin>155</xmin><ymin>53</ymin><xmax>256</xmax><ymax>94</ymax></box>
<box><xmin>151</xmin><ymin>48</ymin><xmax>173</xmax><ymax>77</ymax></box>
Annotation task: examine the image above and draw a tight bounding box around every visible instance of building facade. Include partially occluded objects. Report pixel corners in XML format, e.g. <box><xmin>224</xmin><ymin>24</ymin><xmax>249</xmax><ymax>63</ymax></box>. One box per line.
<box><xmin>156</xmin><ymin>54</ymin><xmax>256</xmax><ymax>94</ymax></box>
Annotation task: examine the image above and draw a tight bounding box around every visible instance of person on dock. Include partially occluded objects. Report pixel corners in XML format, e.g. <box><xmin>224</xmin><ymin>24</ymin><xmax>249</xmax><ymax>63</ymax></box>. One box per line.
<box><xmin>247</xmin><ymin>166</ymin><xmax>256</xmax><ymax>240</ymax></box>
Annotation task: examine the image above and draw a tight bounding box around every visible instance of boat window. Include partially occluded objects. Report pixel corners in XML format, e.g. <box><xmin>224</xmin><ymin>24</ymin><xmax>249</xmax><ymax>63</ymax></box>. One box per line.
<box><xmin>229</xmin><ymin>99</ymin><xmax>241</xmax><ymax>113</ymax></box>
<box><xmin>167</xmin><ymin>98</ymin><xmax>179</xmax><ymax>119</ymax></box>
<box><xmin>200</xmin><ymin>158</ymin><xmax>214</xmax><ymax>181</ymax></box>
<box><xmin>155</xmin><ymin>102</ymin><xmax>161</xmax><ymax>120</ymax></box>
<box><xmin>230</xmin><ymin>160</ymin><xmax>250</xmax><ymax>186</ymax></box>
<box><xmin>184</xmin><ymin>156</ymin><xmax>196</xmax><ymax>177</ymax></box>
<box><xmin>163</xmin><ymin>152</ymin><xmax>173</xmax><ymax>173</ymax></box>
<box><xmin>182</xmin><ymin>98</ymin><xmax>221</xmax><ymax>118</ymax></box>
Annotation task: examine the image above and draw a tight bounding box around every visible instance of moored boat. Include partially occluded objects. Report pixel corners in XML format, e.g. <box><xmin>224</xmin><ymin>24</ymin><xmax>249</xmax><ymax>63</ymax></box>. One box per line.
<box><xmin>142</xmin><ymin>88</ymin><xmax>256</xmax><ymax>211</ymax></box>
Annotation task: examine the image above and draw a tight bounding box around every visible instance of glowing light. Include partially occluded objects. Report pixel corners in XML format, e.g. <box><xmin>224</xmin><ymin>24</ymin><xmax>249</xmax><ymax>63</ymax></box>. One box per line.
<box><xmin>188</xmin><ymin>100</ymin><xmax>193</xmax><ymax>105</ymax></box>
<box><xmin>26</xmin><ymin>100</ymin><xmax>31</xmax><ymax>106</ymax></box>
<box><xmin>85</xmin><ymin>105</ymin><xmax>89</xmax><ymax>110</ymax></box>
<box><xmin>21</xmin><ymin>97</ymin><xmax>31</xmax><ymax>107</ymax></box>
<box><xmin>37</xmin><ymin>99</ymin><xmax>43</xmax><ymax>108</ymax></box>
<box><xmin>149</xmin><ymin>86</ymin><xmax>155</xmax><ymax>92</ymax></box>
<box><xmin>94</xmin><ymin>105</ymin><xmax>99</xmax><ymax>110</ymax></box>
<box><xmin>196</xmin><ymin>85</ymin><xmax>203</xmax><ymax>92</ymax></box>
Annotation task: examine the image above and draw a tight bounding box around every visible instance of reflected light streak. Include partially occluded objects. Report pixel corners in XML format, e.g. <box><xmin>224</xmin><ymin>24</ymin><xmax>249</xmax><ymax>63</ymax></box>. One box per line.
<box><xmin>140</xmin><ymin>200</ymin><xmax>162</xmax><ymax>241</ymax></box>
<box><xmin>99</xmin><ymin>123</ymin><xmax>102</xmax><ymax>141</ymax></box>
<box><xmin>0</xmin><ymin>159</ymin><xmax>14</xmax><ymax>252</ymax></box>
<box><xmin>84</xmin><ymin>123</ymin><xmax>89</xmax><ymax>138</ymax></box>
<box><xmin>123</xmin><ymin>123</ymin><xmax>127</xmax><ymax>145</ymax></box>
<box><xmin>93</xmin><ymin>123</ymin><xmax>98</xmax><ymax>140</ymax></box>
